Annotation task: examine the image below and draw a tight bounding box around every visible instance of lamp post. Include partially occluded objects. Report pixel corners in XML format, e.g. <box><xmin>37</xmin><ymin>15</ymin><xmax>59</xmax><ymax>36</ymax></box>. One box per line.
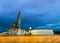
<box><xmin>29</xmin><ymin>27</ymin><xmax>32</xmax><ymax>35</ymax></box>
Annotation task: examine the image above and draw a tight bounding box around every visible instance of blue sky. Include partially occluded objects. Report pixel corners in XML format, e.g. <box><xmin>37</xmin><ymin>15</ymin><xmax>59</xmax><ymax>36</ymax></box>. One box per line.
<box><xmin>0</xmin><ymin>0</ymin><xmax>60</xmax><ymax>32</ymax></box>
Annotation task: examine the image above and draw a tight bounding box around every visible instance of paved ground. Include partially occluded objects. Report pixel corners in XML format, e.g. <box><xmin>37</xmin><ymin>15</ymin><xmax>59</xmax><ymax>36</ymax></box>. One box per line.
<box><xmin>0</xmin><ymin>36</ymin><xmax>60</xmax><ymax>43</ymax></box>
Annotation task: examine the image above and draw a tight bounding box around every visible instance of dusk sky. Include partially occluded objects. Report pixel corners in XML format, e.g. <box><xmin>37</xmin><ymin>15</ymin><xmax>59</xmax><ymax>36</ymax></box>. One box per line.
<box><xmin>0</xmin><ymin>0</ymin><xmax>60</xmax><ymax>32</ymax></box>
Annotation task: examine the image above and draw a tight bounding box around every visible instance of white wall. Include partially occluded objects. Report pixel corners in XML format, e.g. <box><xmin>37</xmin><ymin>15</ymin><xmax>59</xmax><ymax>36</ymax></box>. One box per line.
<box><xmin>31</xmin><ymin>29</ymin><xmax>54</xmax><ymax>35</ymax></box>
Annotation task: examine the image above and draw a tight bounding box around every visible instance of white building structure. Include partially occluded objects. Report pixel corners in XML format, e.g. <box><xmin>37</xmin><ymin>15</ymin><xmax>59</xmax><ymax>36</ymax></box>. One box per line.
<box><xmin>30</xmin><ymin>29</ymin><xmax>54</xmax><ymax>35</ymax></box>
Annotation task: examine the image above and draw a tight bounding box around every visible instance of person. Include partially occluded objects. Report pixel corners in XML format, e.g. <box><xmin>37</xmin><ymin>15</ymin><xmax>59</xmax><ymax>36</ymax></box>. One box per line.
<box><xmin>8</xmin><ymin>23</ymin><xmax>18</xmax><ymax>35</ymax></box>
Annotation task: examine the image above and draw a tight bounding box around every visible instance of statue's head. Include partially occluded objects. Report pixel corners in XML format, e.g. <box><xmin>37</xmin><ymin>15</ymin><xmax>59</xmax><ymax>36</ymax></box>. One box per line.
<box><xmin>13</xmin><ymin>24</ymin><xmax>16</xmax><ymax>26</ymax></box>
<box><xmin>12</xmin><ymin>23</ymin><xmax>18</xmax><ymax>28</ymax></box>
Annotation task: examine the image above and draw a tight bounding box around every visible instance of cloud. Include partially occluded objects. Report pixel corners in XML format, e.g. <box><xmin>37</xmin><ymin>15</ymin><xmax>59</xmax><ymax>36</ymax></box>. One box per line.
<box><xmin>37</xmin><ymin>22</ymin><xmax>60</xmax><ymax>31</ymax></box>
<box><xmin>0</xmin><ymin>0</ymin><xmax>60</xmax><ymax>32</ymax></box>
